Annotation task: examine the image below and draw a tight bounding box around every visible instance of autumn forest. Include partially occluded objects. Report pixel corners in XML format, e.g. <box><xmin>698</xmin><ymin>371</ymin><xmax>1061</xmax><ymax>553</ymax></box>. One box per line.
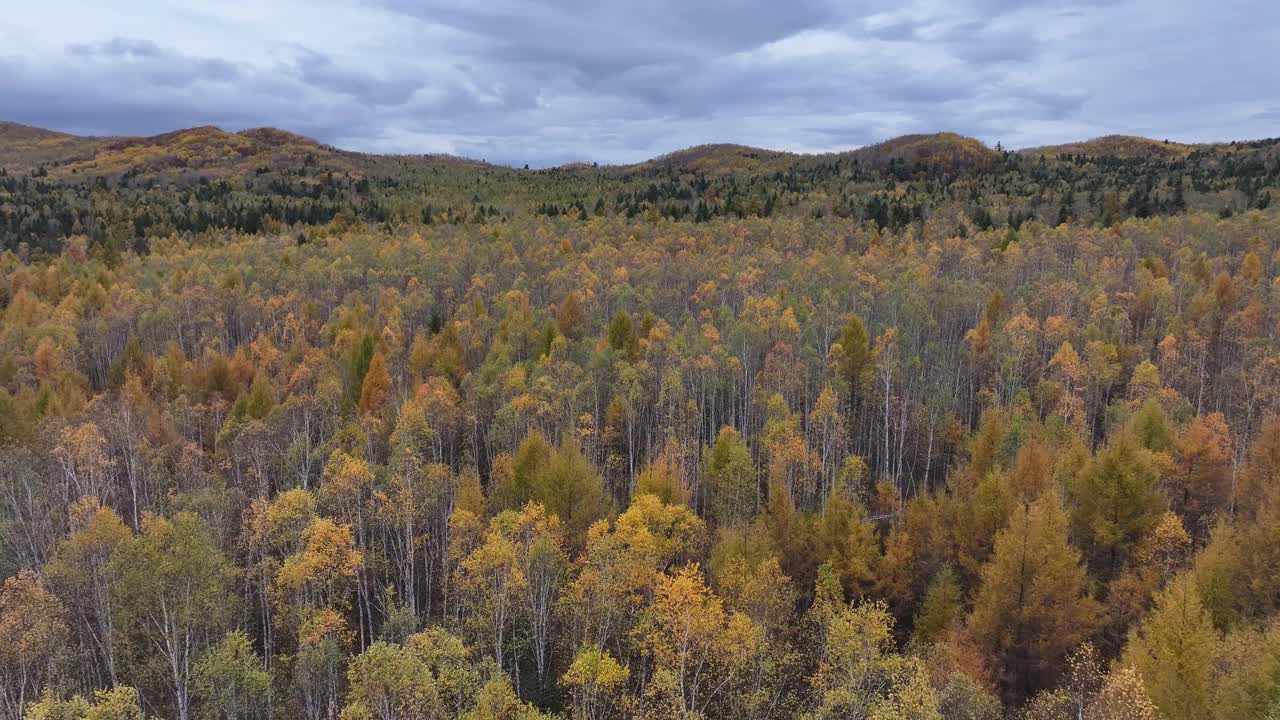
<box><xmin>2</xmin><ymin>122</ymin><xmax>1280</xmax><ymax>720</ymax></box>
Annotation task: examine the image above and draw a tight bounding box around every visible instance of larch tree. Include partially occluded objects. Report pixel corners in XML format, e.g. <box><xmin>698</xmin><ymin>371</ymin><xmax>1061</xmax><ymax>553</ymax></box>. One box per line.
<box><xmin>969</xmin><ymin>494</ymin><xmax>1097</xmax><ymax>702</ymax></box>
<box><xmin>359</xmin><ymin>351</ymin><xmax>392</xmax><ymax>416</ymax></box>
<box><xmin>1210</xmin><ymin>620</ymin><xmax>1280</xmax><ymax>720</ymax></box>
<box><xmin>533</xmin><ymin>439</ymin><xmax>612</xmax><ymax>548</ymax></box>
<box><xmin>1234</xmin><ymin>414</ymin><xmax>1280</xmax><ymax>521</ymax></box>
<box><xmin>1122</xmin><ymin>574</ymin><xmax>1219</xmax><ymax>720</ymax></box>
<box><xmin>702</xmin><ymin>427</ymin><xmax>756</xmax><ymax>528</ymax></box>
<box><xmin>1171</xmin><ymin>412</ymin><xmax>1234</xmax><ymax>536</ymax></box>
<box><xmin>836</xmin><ymin>314</ymin><xmax>871</xmax><ymax>410</ymax></box>
<box><xmin>1070</xmin><ymin>433</ymin><xmax>1164</xmax><ymax>581</ymax></box>
<box><xmin>557</xmin><ymin>291</ymin><xmax>588</xmax><ymax>342</ymax></box>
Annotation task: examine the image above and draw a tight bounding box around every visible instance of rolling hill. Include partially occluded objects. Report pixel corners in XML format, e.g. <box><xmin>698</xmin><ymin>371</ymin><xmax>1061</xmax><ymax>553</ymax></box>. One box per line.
<box><xmin>0</xmin><ymin>121</ymin><xmax>1234</xmax><ymax>178</ymax></box>
<box><xmin>2</xmin><ymin>120</ymin><xmax>1277</xmax><ymax>256</ymax></box>
<box><xmin>1021</xmin><ymin>134</ymin><xmax>1197</xmax><ymax>160</ymax></box>
<box><xmin>843</xmin><ymin>132</ymin><xmax>1000</xmax><ymax>171</ymax></box>
<box><xmin>0</xmin><ymin>121</ymin><xmax>104</xmax><ymax>172</ymax></box>
<box><xmin>18</xmin><ymin>124</ymin><xmax>359</xmax><ymax>180</ymax></box>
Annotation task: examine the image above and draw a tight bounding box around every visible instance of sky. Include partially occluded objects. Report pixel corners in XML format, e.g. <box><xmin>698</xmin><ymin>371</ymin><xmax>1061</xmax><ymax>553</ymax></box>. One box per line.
<box><xmin>1</xmin><ymin>0</ymin><xmax>1278</xmax><ymax>167</ymax></box>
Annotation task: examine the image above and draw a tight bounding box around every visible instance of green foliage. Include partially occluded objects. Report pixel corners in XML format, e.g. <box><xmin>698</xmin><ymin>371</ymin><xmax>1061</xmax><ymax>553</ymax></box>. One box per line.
<box><xmin>1123</xmin><ymin>575</ymin><xmax>1219</xmax><ymax>720</ymax></box>
<box><xmin>1070</xmin><ymin>433</ymin><xmax>1164</xmax><ymax>579</ymax></box>
<box><xmin>535</xmin><ymin>439</ymin><xmax>612</xmax><ymax>545</ymax></box>
<box><xmin>936</xmin><ymin>674</ymin><xmax>1001</xmax><ymax>720</ymax></box>
<box><xmin>341</xmin><ymin>641</ymin><xmax>444</xmax><ymax>720</ymax></box>
<box><xmin>606</xmin><ymin>311</ymin><xmax>638</xmax><ymax>360</ymax></box>
<box><xmin>1128</xmin><ymin>399</ymin><xmax>1175</xmax><ymax>453</ymax></box>
<box><xmin>26</xmin><ymin>687</ymin><xmax>147</xmax><ymax>720</ymax></box>
<box><xmin>838</xmin><ymin>315</ymin><xmax>871</xmax><ymax>395</ymax></box>
<box><xmin>492</xmin><ymin>434</ymin><xmax>611</xmax><ymax>545</ymax></box>
<box><xmin>194</xmin><ymin>631</ymin><xmax>270</xmax><ymax>720</ymax></box>
<box><xmin>350</xmin><ymin>335</ymin><xmax>375</xmax><ymax>401</ymax></box>
<box><xmin>810</xmin><ymin>599</ymin><xmax>940</xmax><ymax>720</ymax></box>
<box><xmin>703</xmin><ymin>427</ymin><xmax>756</xmax><ymax>528</ymax></box>
<box><xmin>110</xmin><ymin>513</ymin><xmax>236</xmax><ymax>720</ymax></box>
<box><xmin>913</xmin><ymin>566</ymin><xmax>963</xmax><ymax>645</ymax></box>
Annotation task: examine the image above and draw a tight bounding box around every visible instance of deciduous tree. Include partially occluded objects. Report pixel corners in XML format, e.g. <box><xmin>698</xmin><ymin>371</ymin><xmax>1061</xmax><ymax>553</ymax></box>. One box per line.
<box><xmin>969</xmin><ymin>495</ymin><xmax>1096</xmax><ymax>701</ymax></box>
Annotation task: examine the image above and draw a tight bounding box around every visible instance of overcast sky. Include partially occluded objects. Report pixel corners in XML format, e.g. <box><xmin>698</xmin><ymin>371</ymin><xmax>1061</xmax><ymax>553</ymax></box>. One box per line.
<box><xmin>2</xmin><ymin>0</ymin><xmax>1277</xmax><ymax>167</ymax></box>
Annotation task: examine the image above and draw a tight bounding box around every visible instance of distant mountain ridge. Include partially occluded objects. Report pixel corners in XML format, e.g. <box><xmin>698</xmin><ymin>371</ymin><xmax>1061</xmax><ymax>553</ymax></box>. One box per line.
<box><xmin>3</xmin><ymin>118</ymin><xmax>1276</xmax><ymax>255</ymax></box>
<box><xmin>1</xmin><ymin>119</ymin><xmax>1256</xmax><ymax>177</ymax></box>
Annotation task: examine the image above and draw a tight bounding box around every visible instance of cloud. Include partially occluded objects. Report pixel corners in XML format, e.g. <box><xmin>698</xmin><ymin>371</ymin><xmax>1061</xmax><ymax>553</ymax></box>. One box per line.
<box><xmin>68</xmin><ymin>38</ymin><xmax>163</xmax><ymax>58</ymax></box>
<box><xmin>293</xmin><ymin>48</ymin><xmax>424</xmax><ymax>107</ymax></box>
<box><xmin>385</xmin><ymin>0</ymin><xmax>837</xmax><ymax>72</ymax></box>
<box><xmin>0</xmin><ymin>0</ymin><xmax>1276</xmax><ymax>166</ymax></box>
<box><xmin>938</xmin><ymin>22</ymin><xmax>1038</xmax><ymax>64</ymax></box>
<box><xmin>61</xmin><ymin>37</ymin><xmax>243</xmax><ymax>88</ymax></box>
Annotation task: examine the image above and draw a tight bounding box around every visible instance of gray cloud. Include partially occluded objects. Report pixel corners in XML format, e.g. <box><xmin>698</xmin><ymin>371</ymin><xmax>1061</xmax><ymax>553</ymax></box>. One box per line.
<box><xmin>940</xmin><ymin>22</ymin><xmax>1038</xmax><ymax>64</ymax></box>
<box><xmin>390</xmin><ymin>0</ymin><xmax>837</xmax><ymax>70</ymax></box>
<box><xmin>68</xmin><ymin>38</ymin><xmax>162</xmax><ymax>58</ymax></box>
<box><xmin>293</xmin><ymin>48</ymin><xmax>424</xmax><ymax>107</ymax></box>
<box><xmin>1</xmin><ymin>0</ymin><xmax>1277</xmax><ymax>167</ymax></box>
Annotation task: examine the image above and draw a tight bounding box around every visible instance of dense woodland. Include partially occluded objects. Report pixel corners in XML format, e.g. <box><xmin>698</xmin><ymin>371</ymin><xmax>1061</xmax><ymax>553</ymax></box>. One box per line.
<box><xmin>2</xmin><ymin>123</ymin><xmax>1280</xmax><ymax>720</ymax></box>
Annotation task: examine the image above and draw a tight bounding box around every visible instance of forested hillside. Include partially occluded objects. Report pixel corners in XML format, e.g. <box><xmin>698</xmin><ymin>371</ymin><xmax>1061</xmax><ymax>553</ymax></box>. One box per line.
<box><xmin>3</xmin><ymin>122</ymin><xmax>1278</xmax><ymax>257</ymax></box>
<box><xmin>2</xmin><ymin>123</ymin><xmax>1280</xmax><ymax>720</ymax></box>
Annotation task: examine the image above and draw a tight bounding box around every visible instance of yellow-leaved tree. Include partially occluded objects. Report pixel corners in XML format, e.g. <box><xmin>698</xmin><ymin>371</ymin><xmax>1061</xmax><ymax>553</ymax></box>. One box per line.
<box><xmin>636</xmin><ymin>563</ymin><xmax>761</xmax><ymax>719</ymax></box>
<box><xmin>809</xmin><ymin>598</ymin><xmax>940</xmax><ymax>720</ymax></box>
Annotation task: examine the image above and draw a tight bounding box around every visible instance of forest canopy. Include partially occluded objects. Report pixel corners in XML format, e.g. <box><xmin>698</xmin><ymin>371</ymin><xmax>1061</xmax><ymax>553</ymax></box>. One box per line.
<box><xmin>2</xmin><ymin>122</ymin><xmax>1280</xmax><ymax>720</ymax></box>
